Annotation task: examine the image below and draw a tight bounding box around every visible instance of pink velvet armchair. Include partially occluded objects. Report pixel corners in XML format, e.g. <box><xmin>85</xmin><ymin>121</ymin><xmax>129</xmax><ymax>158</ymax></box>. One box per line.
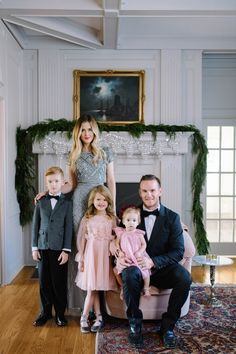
<box><xmin>104</xmin><ymin>229</ymin><xmax>196</xmax><ymax>320</ymax></box>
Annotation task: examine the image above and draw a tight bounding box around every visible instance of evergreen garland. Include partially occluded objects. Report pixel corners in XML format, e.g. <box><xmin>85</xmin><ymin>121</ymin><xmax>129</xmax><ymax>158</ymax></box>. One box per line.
<box><xmin>15</xmin><ymin>119</ymin><xmax>209</xmax><ymax>254</ymax></box>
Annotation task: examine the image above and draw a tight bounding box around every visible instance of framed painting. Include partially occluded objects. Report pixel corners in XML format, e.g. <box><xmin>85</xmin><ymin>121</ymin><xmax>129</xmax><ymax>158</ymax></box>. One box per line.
<box><xmin>73</xmin><ymin>70</ymin><xmax>145</xmax><ymax>124</ymax></box>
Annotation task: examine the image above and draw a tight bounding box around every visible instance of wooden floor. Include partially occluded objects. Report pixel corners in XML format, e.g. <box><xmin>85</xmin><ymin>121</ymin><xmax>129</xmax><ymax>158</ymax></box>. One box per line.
<box><xmin>0</xmin><ymin>258</ymin><xmax>235</xmax><ymax>354</ymax></box>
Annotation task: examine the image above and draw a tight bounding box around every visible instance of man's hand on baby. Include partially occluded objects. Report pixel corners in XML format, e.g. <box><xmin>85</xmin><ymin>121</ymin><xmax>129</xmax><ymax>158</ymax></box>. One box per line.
<box><xmin>136</xmin><ymin>255</ymin><xmax>154</xmax><ymax>270</ymax></box>
<box><xmin>117</xmin><ymin>255</ymin><xmax>133</xmax><ymax>269</ymax></box>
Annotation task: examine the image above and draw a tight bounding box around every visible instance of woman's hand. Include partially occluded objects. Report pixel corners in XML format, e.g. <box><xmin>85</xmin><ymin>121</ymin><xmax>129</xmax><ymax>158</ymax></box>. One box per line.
<box><xmin>34</xmin><ymin>191</ymin><xmax>47</xmax><ymax>205</ymax></box>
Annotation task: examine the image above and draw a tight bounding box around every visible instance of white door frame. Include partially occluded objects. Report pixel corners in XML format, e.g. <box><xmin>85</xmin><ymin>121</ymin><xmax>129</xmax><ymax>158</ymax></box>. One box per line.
<box><xmin>203</xmin><ymin>118</ymin><xmax>236</xmax><ymax>255</ymax></box>
<box><xmin>0</xmin><ymin>97</ymin><xmax>6</xmax><ymax>284</ymax></box>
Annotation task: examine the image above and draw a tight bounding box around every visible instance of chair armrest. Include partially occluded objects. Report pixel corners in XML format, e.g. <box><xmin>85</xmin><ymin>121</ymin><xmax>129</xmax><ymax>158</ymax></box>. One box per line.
<box><xmin>183</xmin><ymin>230</ymin><xmax>196</xmax><ymax>258</ymax></box>
<box><xmin>179</xmin><ymin>257</ymin><xmax>192</xmax><ymax>272</ymax></box>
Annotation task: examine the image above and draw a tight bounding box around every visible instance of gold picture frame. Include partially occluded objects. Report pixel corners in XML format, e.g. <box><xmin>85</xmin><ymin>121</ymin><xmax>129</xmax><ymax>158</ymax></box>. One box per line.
<box><xmin>73</xmin><ymin>70</ymin><xmax>145</xmax><ymax>124</ymax></box>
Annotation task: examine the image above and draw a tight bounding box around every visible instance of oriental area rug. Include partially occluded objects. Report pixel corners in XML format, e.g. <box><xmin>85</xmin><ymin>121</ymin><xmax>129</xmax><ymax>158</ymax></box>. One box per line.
<box><xmin>96</xmin><ymin>285</ymin><xmax>236</xmax><ymax>354</ymax></box>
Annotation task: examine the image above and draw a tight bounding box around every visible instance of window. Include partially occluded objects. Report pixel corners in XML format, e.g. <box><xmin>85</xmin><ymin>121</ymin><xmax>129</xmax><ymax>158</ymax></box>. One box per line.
<box><xmin>206</xmin><ymin>126</ymin><xmax>236</xmax><ymax>243</ymax></box>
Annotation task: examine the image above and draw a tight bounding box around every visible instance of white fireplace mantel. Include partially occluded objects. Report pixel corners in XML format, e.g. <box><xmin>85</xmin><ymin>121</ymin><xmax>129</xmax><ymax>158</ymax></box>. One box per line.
<box><xmin>33</xmin><ymin>131</ymin><xmax>193</xmax><ymax>157</ymax></box>
<box><xmin>33</xmin><ymin>131</ymin><xmax>193</xmax><ymax>218</ymax></box>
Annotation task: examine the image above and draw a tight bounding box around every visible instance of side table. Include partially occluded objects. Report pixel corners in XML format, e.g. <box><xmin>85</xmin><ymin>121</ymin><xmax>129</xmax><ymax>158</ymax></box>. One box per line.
<box><xmin>193</xmin><ymin>255</ymin><xmax>233</xmax><ymax>306</ymax></box>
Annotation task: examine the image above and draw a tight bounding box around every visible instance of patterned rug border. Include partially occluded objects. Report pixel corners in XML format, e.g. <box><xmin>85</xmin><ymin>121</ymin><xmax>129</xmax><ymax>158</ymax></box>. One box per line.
<box><xmin>191</xmin><ymin>282</ymin><xmax>236</xmax><ymax>287</ymax></box>
<box><xmin>96</xmin><ymin>285</ymin><xmax>236</xmax><ymax>354</ymax></box>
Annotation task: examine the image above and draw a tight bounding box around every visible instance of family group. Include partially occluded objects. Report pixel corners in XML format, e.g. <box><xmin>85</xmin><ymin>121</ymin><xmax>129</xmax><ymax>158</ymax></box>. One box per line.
<box><xmin>31</xmin><ymin>115</ymin><xmax>192</xmax><ymax>349</ymax></box>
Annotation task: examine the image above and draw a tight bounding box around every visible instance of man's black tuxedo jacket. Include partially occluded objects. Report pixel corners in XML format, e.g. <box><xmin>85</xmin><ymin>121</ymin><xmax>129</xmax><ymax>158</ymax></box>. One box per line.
<box><xmin>138</xmin><ymin>203</ymin><xmax>184</xmax><ymax>271</ymax></box>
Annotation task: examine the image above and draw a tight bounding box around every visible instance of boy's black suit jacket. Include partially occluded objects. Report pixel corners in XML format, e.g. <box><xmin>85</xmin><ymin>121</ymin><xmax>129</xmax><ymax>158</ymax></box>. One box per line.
<box><xmin>32</xmin><ymin>194</ymin><xmax>73</xmax><ymax>251</ymax></box>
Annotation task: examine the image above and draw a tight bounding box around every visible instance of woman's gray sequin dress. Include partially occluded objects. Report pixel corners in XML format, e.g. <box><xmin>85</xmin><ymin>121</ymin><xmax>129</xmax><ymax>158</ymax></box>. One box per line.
<box><xmin>67</xmin><ymin>147</ymin><xmax>113</xmax><ymax>313</ymax></box>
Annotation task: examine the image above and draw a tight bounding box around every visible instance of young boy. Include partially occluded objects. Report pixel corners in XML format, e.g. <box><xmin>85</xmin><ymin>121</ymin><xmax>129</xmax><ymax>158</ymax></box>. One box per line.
<box><xmin>32</xmin><ymin>166</ymin><xmax>73</xmax><ymax>327</ymax></box>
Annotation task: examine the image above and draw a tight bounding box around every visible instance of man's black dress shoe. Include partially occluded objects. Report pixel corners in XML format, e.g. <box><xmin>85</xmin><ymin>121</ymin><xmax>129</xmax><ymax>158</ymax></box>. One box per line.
<box><xmin>33</xmin><ymin>313</ymin><xmax>52</xmax><ymax>326</ymax></box>
<box><xmin>55</xmin><ymin>315</ymin><xmax>67</xmax><ymax>327</ymax></box>
<box><xmin>128</xmin><ymin>332</ymin><xmax>143</xmax><ymax>347</ymax></box>
<box><xmin>162</xmin><ymin>330</ymin><xmax>177</xmax><ymax>349</ymax></box>
<box><xmin>128</xmin><ymin>318</ymin><xmax>143</xmax><ymax>348</ymax></box>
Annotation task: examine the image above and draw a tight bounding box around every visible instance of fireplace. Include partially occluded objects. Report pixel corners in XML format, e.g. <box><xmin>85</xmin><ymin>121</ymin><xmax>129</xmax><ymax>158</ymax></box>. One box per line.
<box><xmin>115</xmin><ymin>183</ymin><xmax>140</xmax><ymax>217</ymax></box>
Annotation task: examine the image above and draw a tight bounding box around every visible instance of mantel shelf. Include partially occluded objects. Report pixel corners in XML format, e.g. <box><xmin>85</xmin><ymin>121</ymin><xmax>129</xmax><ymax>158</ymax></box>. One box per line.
<box><xmin>33</xmin><ymin>131</ymin><xmax>193</xmax><ymax>157</ymax></box>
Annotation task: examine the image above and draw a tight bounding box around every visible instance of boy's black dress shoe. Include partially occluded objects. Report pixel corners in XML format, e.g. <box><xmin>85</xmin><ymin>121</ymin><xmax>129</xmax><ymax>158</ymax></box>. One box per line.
<box><xmin>162</xmin><ymin>330</ymin><xmax>177</xmax><ymax>349</ymax></box>
<box><xmin>33</xmin><ymin>313</ymin><xmax>52</xmax><ymax>326</ymax></box>
<box><xmin>55</xmin><ymin>315</ymin><xmax>67</xmax><ymax>326</ymax></box>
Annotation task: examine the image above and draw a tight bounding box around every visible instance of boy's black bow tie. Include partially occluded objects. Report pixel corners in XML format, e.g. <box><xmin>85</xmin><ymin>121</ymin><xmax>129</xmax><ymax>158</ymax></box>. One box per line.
<box><xmin>142</xmin><ymin>209</ymin><xmax>159</xmax><ymax>217</ymax></box>
<box><xmin>48</xmin><ymin>194</ymin><xmax>60</xmax><ymax>200</ymax></box>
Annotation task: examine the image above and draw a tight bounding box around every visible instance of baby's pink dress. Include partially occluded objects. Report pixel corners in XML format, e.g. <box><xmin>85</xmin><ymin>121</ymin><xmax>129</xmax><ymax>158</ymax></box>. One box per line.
<box><xmin>113</xmin><ymin>227</ymin><xmax>150</xmax><ymax>279</ymax></box>
<box><xmin>75</xmin><ymin>214</ymin><xmax>117</xmax><ymax>291</ymax></box>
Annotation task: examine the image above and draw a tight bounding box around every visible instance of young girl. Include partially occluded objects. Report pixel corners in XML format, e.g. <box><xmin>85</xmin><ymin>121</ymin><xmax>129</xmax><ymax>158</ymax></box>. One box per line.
<box><xmin>113</xmin><ymin>207</ymin><xmax>151</xmax><ymax>299</ymax></box>
<box><xmin>75</xmin><ymin>185</ymin><xmax>117</xmax><ymax>333</ymax></box>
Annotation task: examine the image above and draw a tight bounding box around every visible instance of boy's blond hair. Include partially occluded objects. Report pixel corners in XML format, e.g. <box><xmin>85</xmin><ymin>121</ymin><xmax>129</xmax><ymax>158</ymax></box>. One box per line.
<box><xmin>45</xmin><ymin>166</ymin><xmax>64</xmax><ymax>177</ymax></box>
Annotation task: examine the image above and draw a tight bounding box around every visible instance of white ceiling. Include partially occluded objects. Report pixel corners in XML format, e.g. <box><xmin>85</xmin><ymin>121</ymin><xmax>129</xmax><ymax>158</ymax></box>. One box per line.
<box><xmin>1</xmin><ymin>0</ymin><xmax>236</xmax><ymax>51</ymax></box>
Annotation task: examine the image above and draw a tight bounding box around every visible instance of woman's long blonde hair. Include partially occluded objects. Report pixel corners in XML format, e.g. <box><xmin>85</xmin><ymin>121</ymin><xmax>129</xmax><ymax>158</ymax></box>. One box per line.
<box><xmin>69</xmin><ymin>115</ymin><xmax>105</xmax><ymax>172</ymax></box>
<box><xmin>85</xmin><ymin>185</ymin><xmax>115</xmax><ymax>219</ymax></box>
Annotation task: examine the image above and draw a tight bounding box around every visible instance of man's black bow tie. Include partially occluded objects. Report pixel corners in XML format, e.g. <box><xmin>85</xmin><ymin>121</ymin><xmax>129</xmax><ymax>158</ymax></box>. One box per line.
<box><xmin>142</xmin><ymin>209</ymin><xmax>159</xmax><ymax>217</ymax></box>
<box><xmin>48</xmin><ymin>194</ymin><xmax>60</xmax><ymax>201</ymax></box>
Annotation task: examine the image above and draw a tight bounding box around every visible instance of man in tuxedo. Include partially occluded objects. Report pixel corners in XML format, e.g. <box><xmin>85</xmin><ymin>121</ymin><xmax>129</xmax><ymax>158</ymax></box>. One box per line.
<box><xmin>120</xmin><ymin>174</ymin><xmax>192</xmax><ymax>349</ymax></box>
<box><xmin>32</xmin><ymin>166</ymin><xmax>73</xmax><ymax>327</ymax></box>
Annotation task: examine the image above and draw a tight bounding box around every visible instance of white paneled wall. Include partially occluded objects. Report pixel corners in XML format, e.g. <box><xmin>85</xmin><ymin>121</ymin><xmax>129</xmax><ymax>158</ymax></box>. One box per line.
<box><xmin>203</xmin><ymin>54</ymin><xmax>236</xmax><ymax>120</ymax></box>
<box><xmin>36</xmin><ymin>49</ymin><xmax>201</xmax><ymax>221</ymax></box>
<box><xmin>1</xmin><ymin>23</ymin><xmax>236</xmax><ymax>280</ymax></box>
<box><xmin>160</xmin><ymin>50</ymin><xmax>182</xmax><ymax>124</ymax></box>
<box><xmin>0</xmin><ymin>43</ymin><xmax>203</xmax><ymax>273</ymax></box>
<box><xmin>0</xmin><ymin>21</ymin><xmax>24</xmax><ymax>284</ymax></box>
<box><xmin>30</xmin><ymin>48</ymin><xmax>202</xmax><ymax>267</ymax></box>
<box><xmin>23</xmin><ymin>51</ymin><xmax>38</xmax><ymax>127</ymax></box>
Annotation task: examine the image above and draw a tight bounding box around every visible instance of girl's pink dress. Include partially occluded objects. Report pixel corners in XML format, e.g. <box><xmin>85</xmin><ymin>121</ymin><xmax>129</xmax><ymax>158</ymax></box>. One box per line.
<box><xmin>113</xmin><ymin>227</ymin><xmax>150</xmax><ymax>279</ymax></box>
<box><xmin>75</xmin><ymin>214</ymin><xmax>117</xmax><ymax>291</ymax></box>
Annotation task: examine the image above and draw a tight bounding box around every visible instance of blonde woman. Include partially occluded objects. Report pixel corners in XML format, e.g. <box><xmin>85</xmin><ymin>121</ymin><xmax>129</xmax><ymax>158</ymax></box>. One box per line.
<box><xmin>35</xmin><ymin>114</ymin><xmax>116</xmax><ymax>313</ymax></box>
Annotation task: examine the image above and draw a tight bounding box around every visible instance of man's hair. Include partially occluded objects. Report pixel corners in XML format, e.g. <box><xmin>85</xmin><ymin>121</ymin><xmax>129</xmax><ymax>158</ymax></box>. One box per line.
<box><xmin>139</xmin><ymin>174</ymin><xmax>161</xmax><ymax>187</ymax></box>
<box><xmin>45</xmin><ymin>166</ymin><xmax>64</xmax><ymax>177</ymax></box>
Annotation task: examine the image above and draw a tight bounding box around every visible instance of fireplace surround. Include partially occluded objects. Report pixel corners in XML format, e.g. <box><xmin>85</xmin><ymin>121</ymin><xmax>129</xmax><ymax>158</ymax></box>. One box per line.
<box><xmin>33</xmin><ymin>131</ymin><xmax>193</xmax><ymax>222</ymax></box>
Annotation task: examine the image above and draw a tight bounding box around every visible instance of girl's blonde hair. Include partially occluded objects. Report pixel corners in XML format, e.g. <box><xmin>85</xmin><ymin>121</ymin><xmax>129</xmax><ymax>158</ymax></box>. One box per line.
<box><xmin>122</xmin><ymin>207</ymin><xmax>141</xmax><ymax>224</ymax></box>
<box><xmin>69</xmin><ymin>115</ymin><xmax>105</xmax><ymax>172</ymax></box>
<box><xmin>85</xmin><ymin>185</ymin><xmax>115</xmax><ymax>219</ymax></box>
